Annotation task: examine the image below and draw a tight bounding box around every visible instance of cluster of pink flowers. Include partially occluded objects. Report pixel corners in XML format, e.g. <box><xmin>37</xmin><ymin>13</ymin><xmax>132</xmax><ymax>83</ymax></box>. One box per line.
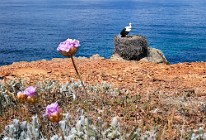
<box><xmin>57</xmin><ymin>38</ymin><xmax>80</xmax><ymax>52</ymax></box>
<box><xmin>17</xmin><ymin>86</ymin><xmax>36</xmax><ymax>96</ymax></box>
<box><xmin>17</xmin><ymin>86</ymin><xmax>37</xmax><ymax>103</ymax></box>
<box><xmin>17</xmin><ymin>86</ymin><xmax>63</xmax><ymax>122</ymax></box>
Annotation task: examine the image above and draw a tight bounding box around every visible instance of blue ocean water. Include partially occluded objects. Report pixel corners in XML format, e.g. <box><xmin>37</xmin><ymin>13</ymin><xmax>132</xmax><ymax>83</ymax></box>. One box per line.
<box><xmin>0</xmin><ymin>0</ymin><xmax>206</xmax><ymax>65</ymax></box>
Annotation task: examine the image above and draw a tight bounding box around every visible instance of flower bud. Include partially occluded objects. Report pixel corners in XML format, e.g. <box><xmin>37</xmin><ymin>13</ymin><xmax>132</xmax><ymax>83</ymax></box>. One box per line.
<box><xmin>17</xmin><ymin>92</ymin><xmax>27</xmax><ymax>102</ymax></box>
<box><xmin>26</xmin><ymin>95</ymin><xmax>37</xmax><ymax>104</ymax></box>
<box><xmin>60</xmin><ymin>47</ymin><xmax>78</xmax><ymax>57</ymax></box>
<box><xmin>47</xmin><ymin>112</ymin><xmax>63</xmax><ymax>123</ymax></box>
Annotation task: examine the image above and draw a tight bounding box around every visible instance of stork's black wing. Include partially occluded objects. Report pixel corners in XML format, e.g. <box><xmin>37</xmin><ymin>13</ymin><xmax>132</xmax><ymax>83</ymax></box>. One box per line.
<box><xmin>120</xmin><ymin>28</ymin><xmax>126</xmax><ymax>37</ymax></box>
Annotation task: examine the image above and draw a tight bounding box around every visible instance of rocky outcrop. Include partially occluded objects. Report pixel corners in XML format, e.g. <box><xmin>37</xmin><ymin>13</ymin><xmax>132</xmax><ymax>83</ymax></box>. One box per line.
<box><xmin>113</xmin><ymin>35</ymin><xmax>168</xmax><ymax>64</ymax></box>
<box><xmin>89</xmin><ymin>54</ymin><xmax>105</xmax><ymax>60</ymax></box>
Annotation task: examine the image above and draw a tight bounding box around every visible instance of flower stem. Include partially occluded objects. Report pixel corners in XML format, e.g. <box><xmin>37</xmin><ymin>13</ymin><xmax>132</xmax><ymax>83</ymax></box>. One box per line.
<box><xmin>22</xmin><ymin>105</ymin><xmax>30</xmax><ymax>123</ymax></box>
<box><xmin>34</xmin><ymin>105</ymin><xmax>49</xmax><ymax>140</ymax></box>
<box><xmin>71</xmin><ymin>56</ymin><xmax>88</xmax><ymax>99</ymax></box>
<box><xmin>59</xmin><ymin>125</ymin><xmax>65</xmax><ymax>140</ymax></box>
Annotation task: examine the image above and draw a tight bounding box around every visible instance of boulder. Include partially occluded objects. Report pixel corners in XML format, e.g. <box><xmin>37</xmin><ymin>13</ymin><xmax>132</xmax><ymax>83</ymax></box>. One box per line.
<box><xmin>145</xmin><ymin>47</ymin><xmax>169</xmax><ymax>64</ymax></box>
<box><xmin>113</xmin><ymin>35</ymin><xmax>148</xmax><ymax>60</ymax></box>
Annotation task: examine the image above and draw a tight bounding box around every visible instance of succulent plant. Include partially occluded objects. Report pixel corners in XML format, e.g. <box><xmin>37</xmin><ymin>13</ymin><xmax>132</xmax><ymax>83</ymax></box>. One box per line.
<box><xmin>1</xmin><ymin>111</ymin><xmax>163</xmax><ymax>140</ymax></box>
<box><xmin>87</xmin><ymin>81</ymin><xmax>120</xmax><ymax>96</ymax></box>
<box><xmin>3</xmin><ymin>109</ymin><xmax>202</xmax><ymax>140</ymax></box>
<box><xmin>0</xmin><ymin>79</ymin><xmax>121</xmax><ymax>112</ymax></box>
<box><xmin>0</xmin><ymin>79</ymin><xmax>25</xmax><ymax>115</ymax></box>
<box><xmin>103</xmin><ymin>117</ymin><xmax>123</xmax><ymax>140</ymax></box>
<box><xmin>191</xmin><ymin>127</ymin><xmax>206</xmax><ymax>140</ymax></box>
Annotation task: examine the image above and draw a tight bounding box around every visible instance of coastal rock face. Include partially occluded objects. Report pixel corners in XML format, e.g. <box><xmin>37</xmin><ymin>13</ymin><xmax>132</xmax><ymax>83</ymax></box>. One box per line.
<box><xmin>113</xmin><ymin>35</ymin><xmax>168</xmax><ymax>64</ymax></box>
<box><xmin>113</xmin><ymin>35</ymin><xmax>148</xmax><ymax>60</ymax></box>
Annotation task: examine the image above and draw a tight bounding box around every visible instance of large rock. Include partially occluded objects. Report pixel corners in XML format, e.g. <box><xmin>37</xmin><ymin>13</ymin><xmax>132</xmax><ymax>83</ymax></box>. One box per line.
<box><xmin>113</xmin><ymin>35</ymin><xmax>169</xmax><ymax>64</ymax></box>
<box><xmin>113</xmin><ymin>35</ymin><xmax>148</xmax><ymax>60</ymax></box>
<box><xmin>145</xmin><ymin>47</ymin><xmax>169</xmax><ymax>64</ymax></box>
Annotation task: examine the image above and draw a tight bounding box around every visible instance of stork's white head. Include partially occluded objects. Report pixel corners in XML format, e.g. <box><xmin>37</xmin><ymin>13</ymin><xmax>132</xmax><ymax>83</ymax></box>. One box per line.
<box><xmin>129</xmin><ymin>22</ymin><xmax>132</xmax><ymax>28</ymax></box>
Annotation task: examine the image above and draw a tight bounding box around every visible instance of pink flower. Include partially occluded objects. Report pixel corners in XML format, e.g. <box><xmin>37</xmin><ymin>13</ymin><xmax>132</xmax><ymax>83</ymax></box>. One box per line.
<box><xmin>24</xmin><ymin>86</ymin><xmax>36</xmax><ymax>96</ymax></box>
<box><xmin>57</xmin><ymin>38</ymin><xmax>80</xmax><ymax>52</ymax></box>
<box><xmin>45</xmin><ymin>102</ymin><xmax>60</xmax><ymax>117</ymax></box>
<box><xmin>44</xmin><ymin>102</ymin><xmax>63</xmax><ymax>122</ymax></box>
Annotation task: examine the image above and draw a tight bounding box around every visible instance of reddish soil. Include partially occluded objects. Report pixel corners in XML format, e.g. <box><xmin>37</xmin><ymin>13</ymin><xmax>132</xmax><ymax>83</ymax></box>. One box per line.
<box><xmin>0</xmin><ymin>57</ymin><xmax>206</xmax><ymax>95</ymax></box>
